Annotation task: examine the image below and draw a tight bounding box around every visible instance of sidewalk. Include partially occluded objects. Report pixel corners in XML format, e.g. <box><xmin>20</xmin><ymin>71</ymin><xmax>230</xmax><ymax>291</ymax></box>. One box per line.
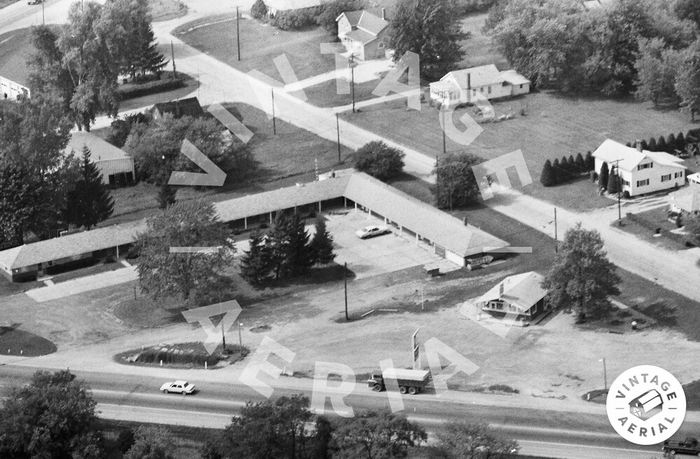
<box><xmin>25</xmin><ymin>266</ymin><xmax>138</xmax><ymax>303</ymax></box>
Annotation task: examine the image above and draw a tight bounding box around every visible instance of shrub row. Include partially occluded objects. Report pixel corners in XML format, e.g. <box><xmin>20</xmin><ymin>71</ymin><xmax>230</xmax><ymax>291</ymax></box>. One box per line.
<box><xmin>625</xmin><ymin>212</ymin><xmax>695</xmax><ymax>247</ymax></box>
<box><xmin>540</xmin><ymin>151</ymin><xmax>594</xmax><ymax>187</ymax></box>
<box><xmin>624</xmin><ymin>130</ymin><xmax>696</xmax><ymax>155</ymax></box>
<box><xmin>134</xmin><ymin>343</ymin><xmax>221</xmax><ymax>366</ymax></box>
<box><xmin>117</xmin><ymin>77</ymin><xmax>186</xmax><ymax>100</ymax></box>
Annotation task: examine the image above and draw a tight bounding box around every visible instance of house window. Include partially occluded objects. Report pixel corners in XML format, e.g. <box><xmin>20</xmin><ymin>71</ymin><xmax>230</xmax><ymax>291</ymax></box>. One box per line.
<box><xmin>675</xmin><ymin>171</ymin><xmax>684</xmax><ymax>178</ymax></box>
<box><xmin>637</xmin><ymin>179</ymin><xmax>649</xmax><ymax>187</ymax></box>
<box><xmin>622</xmin><ymin>179</ymin><xmax>630</xmax><ymax>186</ymax></box>
<box><xmin>637</xmin><ymin>163</ymin><xmax>652</xmax><ymax>171</ymax></box>
<box><xmin>519</xmin><ymin>84</ymin><xmax>523</xmax><ymax>88</ymax></box>
<box><xmin>661</xmin><ymin>174</ymin><xmax>671</xmax><ymax>182</ymax></box>
<box><xmin>488</xmin><ymin>86</ymin><xmax>492</xmax><ymax>94</ymax></box>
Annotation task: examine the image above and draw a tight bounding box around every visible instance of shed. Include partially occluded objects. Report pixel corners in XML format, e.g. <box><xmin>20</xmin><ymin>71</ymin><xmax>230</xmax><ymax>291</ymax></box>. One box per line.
<box><xmin>65</xmin><ymin>131</ymin><xmax>135</xmax><ymax>187</ymax></box>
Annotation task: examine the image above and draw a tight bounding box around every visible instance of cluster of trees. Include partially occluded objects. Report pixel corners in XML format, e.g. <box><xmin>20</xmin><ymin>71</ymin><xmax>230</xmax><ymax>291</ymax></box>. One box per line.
<box><xmin>28</xmin><ymin>0</ymin><xmax>167</xmax><ymax>130</ymax></box>
<box><xmin>485</xmin><ymin>0</ymin><xmax>700</xmax><ymax>110</ymax></box>
<box><xmin>543</xmin><ymin>224</ymin><xmax>621</xmax><ymax>322</ymax></box>
<box><xmin>240</xmin><ymin>214</ymin><xmax>335</xmax><ymax>285</ymax></box>
<box><xmin>135</xmin><ymin>200</ymin><xmax>235</xmax><ymax>304</ymax></box>
<box><xmin>597</xmin><ymin>162</ymin><xmax>623</xmax><ymax>195</ymax></box>
<box><xmin>435</xmin><ymin>152</ymin><xmax>482</xmax><ymax>210</ymax></box>
<box><xmin>354</xmin><ymin>141</ymin><xmax>405</xmax><ymax>181</ymax></box>
<box><xmin>251</xmin><ymin>0</ymin><xmax>365</xmax><ymax>33</ymax></box>
<box><xmin>202</xmin><ymin>395</ymin><xmax>518</xmax><ymax>459</ymax></box>
<box><xmin>623</xmin><ymin>131</ymin><xmax>690</xmax><ymax>154</ymax></box>
<box><xmin>540</xmin><ymin>152</ymin><xmax>594</xmax><ymax>187</ymax></box>
<box><xmin>0</xmin><ymin>99</ymin><xmax>114</xmax><ymax>249</ymax></box>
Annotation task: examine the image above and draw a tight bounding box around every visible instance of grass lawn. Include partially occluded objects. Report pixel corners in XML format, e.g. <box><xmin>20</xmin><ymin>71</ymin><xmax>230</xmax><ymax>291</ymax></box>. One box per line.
<box><xmin>149</xmin><ymin>0</ymin><xmax>186</xmax><ymax>22</ymax></box>
<box><xmin>0</xmin><ymin>326</ymin><xmax>56</xmax><ymax>356</ymax></box>
<box><xmin>175</xmin><ymin>15</ymin><xmax>336</xmax><ymax>82</ymax></box>
<box><xmin>341</xmin><ymin>91</ymin><xmax>697</xmax><ymax>211</ymax></box>
<box><xmin>458</xmin><ymin>13</ymin><xmax>509</xmax><ymax>70</ymax></box>
<box><xmin>300</xmin><ymin>75</ymin><xmax>386</xmax><ymax>108</ymax></box>
<box><xmin>0</xmin><ymin>0</ymin><xmax>18</xmax><ymax>9</ymax></box>
<box><xmin>104</xmin><ymin>101</ymin><xmax>353</xmax><ymax>223</ymax></box>
<box><xmin>618</xmin><ymin>206</ymin><xmax>692</xmax><ymax>251</ymax></box>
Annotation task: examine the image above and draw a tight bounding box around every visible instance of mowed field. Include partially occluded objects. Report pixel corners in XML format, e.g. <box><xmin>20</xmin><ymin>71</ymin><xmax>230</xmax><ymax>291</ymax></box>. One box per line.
<box><xmin>175</xmin><ymin>15</ymin><xmax>336</xmax><ymax>82</ymax></box>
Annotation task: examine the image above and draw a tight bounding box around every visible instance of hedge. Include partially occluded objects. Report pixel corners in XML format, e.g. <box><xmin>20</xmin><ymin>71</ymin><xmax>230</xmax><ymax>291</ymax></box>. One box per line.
<box><xmin>117</xmin><ymin>77</ymin><xmax>186</xmax><ymax>100</ymax></box>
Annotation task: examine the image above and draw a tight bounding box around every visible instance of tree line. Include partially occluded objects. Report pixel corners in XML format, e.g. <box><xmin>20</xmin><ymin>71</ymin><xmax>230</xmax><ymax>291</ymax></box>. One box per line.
<box><xmin>540</xmin><ymin>152</ymin><xmax>595</xmax><ymax>187</ymax></box>
<box><xmin>486</xmin><ymin>0</ymin><xmax>700</xmax><ymax>115</ymax></box>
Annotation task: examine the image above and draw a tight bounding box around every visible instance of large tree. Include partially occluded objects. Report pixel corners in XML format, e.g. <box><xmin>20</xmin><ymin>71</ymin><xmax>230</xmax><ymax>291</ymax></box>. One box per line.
<box><xmin>267</xmin><ymin>212</ymin><xmax>313</xmax><ymax>279</ymax></box>
<box><xmin>542</xmin><ymin>223</ymin><xmax>621</xmax><ymax>321</ymax></box>
<box><xmin>135</xmin><ymin>200</ymin><xmax>235</xmax><ymax>302</ymax></box>
<box><xmin>435</xmin><ymin>152</ymin><xmax>482</xmax><ymax>210</ymax></box>
<box><xmin>309</xmin><ymin>217</ymin><xmax>336</xmax><ymax>265</ymax></box>
<box><xmin>64</xmin><ymin>146</ymin><xmax>115</xmax><ymax>229</ymax></box>
<box><xmin>435</xmin><ymin>422</ymin><xmax>519</xmax><ymax>459</ymax></box>
<box><xmin>0</xmin><ymin>370</ymin><xmax>103</xmax><ymax>458</ymax></box>
<box><xmin>240</xmin><ymin>231</ymin><xmax>273</xmax><ymax>285</ymax></box>
<box><xmin>331</xmin><ymin>410</ymin><xmax>426</xmax><ymax>458</ymax></box>
<box><xmin>389</xmin><ymin>0</ymin><xmax>466</xmax><ymax>81</ymax></box>
<box><xmin>634</xmin><ymin>38</ymin><xmax>682</xmax><ymax>105</ymax></box>
<box><xmin>124</xmin><ymin>426</ymin><xmax>175</xmax><ymax>459</ymax></box>
<box><xmin>675</xmin><ymin>40</ymin><xmax>700</xmax><ymax>120</ymax></box>
<box><xmin>354</xmin><ymin>141</ymin><xmax>405</xmax><ymax>181</ymax></box>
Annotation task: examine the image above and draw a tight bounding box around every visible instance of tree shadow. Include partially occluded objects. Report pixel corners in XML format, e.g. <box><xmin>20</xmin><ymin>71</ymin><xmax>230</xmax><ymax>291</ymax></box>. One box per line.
<box><xmin>635</xmin><ymin>301</ymin><xmax>678</xmax><ymax>327</ymax></box>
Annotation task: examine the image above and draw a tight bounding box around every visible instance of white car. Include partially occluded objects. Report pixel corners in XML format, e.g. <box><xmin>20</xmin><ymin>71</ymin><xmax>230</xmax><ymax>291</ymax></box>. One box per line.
<box><xmin>160</xmin><ymin>380</ymin><xmax>196</xmax><ymax>395</ymax></box>
<box><xmin>355</xmin><ymin>225</ymin><xmax>391</xmax><ymax>239</ymax></box>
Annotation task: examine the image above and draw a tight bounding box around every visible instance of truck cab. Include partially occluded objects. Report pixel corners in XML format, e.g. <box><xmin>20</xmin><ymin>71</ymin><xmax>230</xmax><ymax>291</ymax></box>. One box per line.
<box><xmin>663</xmin><ymin>436</ymin><xmax>699</xmax><ymax>456</ymax></box>
<box><xmin>367</xmin><ymin>368</ymin><xmax>430</xmax><ymax>395</ymax></box>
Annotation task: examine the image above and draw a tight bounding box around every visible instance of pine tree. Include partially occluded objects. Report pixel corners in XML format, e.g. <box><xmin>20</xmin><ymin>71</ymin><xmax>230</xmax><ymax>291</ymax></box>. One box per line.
<box><xmin>585</xmin><ymin>151</ymin><xmax>594</xmax><ymax>171</ymax></box>
<box><xmin>668</xmin><ymin>133</ymin><xmax>677</xmax><ymax>152</ymax></box>
<box><xmin>575</xmin><ymin>153</ymin><xmax>585</xmax><ymax>172</ymax></box>
<box><xmin>560</xmin><ymin>155</ymin><xmax>571</xmax><ymax>182</ymax></box>
<box><xmin>657</xmin><ymin>135</ymin><xmax>667</xmax><ymax>152</ymax></box>
<box><xmin>157</xmin><ymin>184</ymin><xmax>176</xmax><ymax>209</ymax></box>
<box><xmin>599</xmin><ymin>162</ymin><xmax>609</xmax><ymax>190</ymax></box>
<box><xmin>136</xmin><ymin>23</ymin><xmax>167</xmax><ymax>77</ymax></box>
<box><xmin>240</xmin><ymin>232</ymin><xmax>271</xmax><ymax>285</ymax></box>
<box><xmin>309</xmin><ymin>217</ymin><xmax>335</xmax><ymax>265</ymax></box>
<box><xmin>267</xmin><ymin>212</ymin><xmax>313</xmax><ymax>279</ymax></box>
<box><xmin>607</xmin><ymin>168</ymin><xmax>619</xmax><ymax>194</ymax></box>
<box><xmin>647</xmin><ymin>137</ymin><xmax>657</xmax><ymax>151</ymax></box>
<box><xmin>677</xmin><ymin>132</ymin><xmax>686</xmax><ymax>151</ymax></box>
<box><xmin>640</xmin><ymin>139</ymin><xmax>648</xmax><ymax>150</ymax></box>
<box><xmin>65</xmin><ymin>146</ymin><xmax>114</xmax><ymax>229</ymax></box>
<box><xmin>540</xmin><ymin>160</ymin><xmax>556</xmax><ymax>186</ymax></box>
<box><xmin>552</xmin><ymin>158</ymin><xmax>562</xmax><ymax>185</ymax></box>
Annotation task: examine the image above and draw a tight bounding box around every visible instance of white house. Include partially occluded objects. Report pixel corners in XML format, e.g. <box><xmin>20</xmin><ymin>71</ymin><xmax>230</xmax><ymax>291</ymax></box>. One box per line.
<box><xmin>264</xmin><ymin>0</ymin><xmax>324</xmax><ymax>17</ymax></box>
<box><xmin>474</xmin><ymin>271</ymin><xmax>549</xmax><ymax>322</ymax></box>
<box><xmin>336</xmin><ymin>10</ymin><xmax>390</xmax><ymax>60</ymax></box>
<box><xmin>429</xmin><ymin>64</ymin><xmax>530</xmax><ymax>108</ymax></box>
<box><xmin>592</xmin><ymin>139</ymin><xmax>687</xmax><ymax>197</ymax></box>
<box><xmin>65</xmin><ymin>132</ymin><xmax>135</xmax><ymax>187</ymax></box>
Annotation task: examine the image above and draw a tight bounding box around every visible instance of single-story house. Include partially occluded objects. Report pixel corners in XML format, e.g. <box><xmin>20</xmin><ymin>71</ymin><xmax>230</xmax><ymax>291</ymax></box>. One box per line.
<box><xmin>66</xmin><ymin>131</ymin><xmax>135</xmax><ymax>187</ymax></box>
<box><xmin>474</xmin><ymin>271</ymin><xmax>549</xmax><ymax>322</ymax></box>
<box><xmin>0</xmin><ymin>172</ymin><xmax>509</xmax><ymax>282</ymax></box>
<box><xmin>336</xmin><ymin>10</ymin><xmax>390</xmax><ymax>60</ymax></box>
<box><xmin>688</xmin><ymin>172</ymin><xmax>700</xmax><ymax>187</ymax></box>
<box><xmin>152</xmin><ymin>97</ymin><xmax>204</xmax><ymax>120</ymax></box>
<box><xmin>669</xmin><ymin>187</ymin><xmax>700</xmax><ymax>215</ymax></box>
<box><xmin>264</xmin><ymin>0</ymin><xmax>324</xmax><ymax>17</ymax></box>
<box><xmin>429</xmin><ymin>64</ymin><xmax>530</xmax><ymax>108</ymax></box>
<box><xmin>0</xmin><ymin>75</ymin><xmax>29</xmax><ymax>101</ymax></box>
<box><xmin>0</xmin><ymin>32</ymin><xmax>31</xmax><ymax>101</ymax></box>
<box><xmin>593</xmin><ymin>139</ymin><xmax>687</xmax><ymax>197</ymax></box>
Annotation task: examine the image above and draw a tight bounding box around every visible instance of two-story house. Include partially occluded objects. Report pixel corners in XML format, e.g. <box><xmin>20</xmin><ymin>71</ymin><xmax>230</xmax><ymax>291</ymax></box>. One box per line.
<box><xmin>335</xmin><ymin>10</ymin><xmax>390</xmax><ymax>60</ymax></box>
<box><xmin>593</xmin><ymin>139</ymin><xmax>687</xmax><ymax>197</ymax></box>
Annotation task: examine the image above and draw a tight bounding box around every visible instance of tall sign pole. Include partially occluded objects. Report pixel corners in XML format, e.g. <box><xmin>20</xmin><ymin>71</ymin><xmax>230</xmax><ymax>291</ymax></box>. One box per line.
<box><xmin>170</xmin><ymin>41</ymin><xmax>177</xmax><ymax>79</ymax></box>
<box><xmin>336</xmin><ymin>113</ymin><xmax>341</xmax><ymax>162</ymax></box>
<box><xmin>271</xmin><ymin>89</ymin><xmax>277</xmax><ymax>134</ymax></box>
<box><xmin>554</xmin><ymin>207</ymin><xmax>558</xmax><ymax>253</ymax></box>
<box><xmin>236</xmin><ymin>7</ymin><xmax>241</xmax><ymax>61</ymax></box>
<box><xmin>411</xmin><ymin>328</ymin><xmax>420</xmax><ymax>369</ymax></box>
<box><xmin>344</xmin><ymin>262</ymin><xmax>349</xmax><ymax>321</ymax></box>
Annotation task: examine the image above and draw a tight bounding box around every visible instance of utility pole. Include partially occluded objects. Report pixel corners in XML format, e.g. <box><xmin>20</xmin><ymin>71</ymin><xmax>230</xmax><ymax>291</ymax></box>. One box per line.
<box><xmin>600</xmin><ymin>358</ymin><xmax>608</xmax><ymax>391</ymax></box>
<box><xmin>435</xmin><ymin>154</ymin><xmax>439</xmax><ymax>207</ymax></box>
<box><xmin>344</xmin><ymin>262</ymin><xmax>349</xmax><ymax>321</ymax></box>
<box><xmin>554</xmin><ymin>207</ymin><xmax>558</xmax><ymax>253</ymax></box>
<box><xmin>336</xmin><ymin>113</ymin><xmax>341</xmax><ymax>162</ymax></box>
<box><xmin>236</xmin><ymin>7</ymin><xmax>241</xmax><ymax>61</ymax></box>
<box><xmin>238</xmin><ymin>322</ymin><xmax>243</xmax><ymax>347</ymax></box>
<box><xmin>349</xmin><ymin>54</ymin><xmax>356</xmax><ymax>113</ymax></box>
<box><xmin>271</xmin><ymin>89</ymin><xmax>277</xmax><ymax>134</ymax></box>
<box><xmin>612</xmin><ymin>160</ymin><xmax>622</xmax><ymax>226</ymax></box>
<box><xmin>441</xmin><ymin>107</ymin><xmax>447</xmax><ymax>155</ymax></box>
<box><xmin>41</xmin><ymin>0</ymin><xmax>45</xmax><ymax>25</ymax></box>
<box><xmin>170</xmin><ymin>41</ymin><xmax>177</xmax><ymax>79</ymax></box>
<box><xmin>221</xmin><ymin>320</ymin><xmax>226</xmax><ymax>351</ymax></box>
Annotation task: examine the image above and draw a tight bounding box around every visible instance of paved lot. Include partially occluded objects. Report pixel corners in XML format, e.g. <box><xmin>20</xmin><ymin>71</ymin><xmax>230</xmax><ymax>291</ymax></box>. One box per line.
<box><xmin>26</xmin><ymin>266</ymin><xmax>138</xmax><ymax>303</ymax></box>
<box><xmin>325</xmin><ymin>210</ymin><xmax>458</xmax><ymax>279</ymax></box>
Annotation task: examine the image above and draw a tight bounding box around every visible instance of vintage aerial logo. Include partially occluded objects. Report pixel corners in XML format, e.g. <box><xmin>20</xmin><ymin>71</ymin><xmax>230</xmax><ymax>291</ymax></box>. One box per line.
<box><xmin>606</xmin><ymin>365</ymin><xmax>686</xmax><ymax>445</ymax></box>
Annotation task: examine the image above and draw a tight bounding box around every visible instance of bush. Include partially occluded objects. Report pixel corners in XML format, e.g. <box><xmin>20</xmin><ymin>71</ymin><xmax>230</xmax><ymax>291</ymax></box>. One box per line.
<box><xmin>117</xmin><ymin>77</ymin><xmax>185</xmax><ymax>100</ymax></box>
<box><xmin>585</xmin><ymin>150</ymin><xmax>594</xmax><ymax>171</ymax></box>
<box><xmin>623</xmin><ymin>190</ymin><xmax>631</xmax><ymax>199</ymax></box>
<box><xmin>575</xmin><ymin>152</ymin><xmax>585</xmax><ymax>172</ymax></box>
<box><xmin>647</xmin><ymin>137</ymin><xmax>657</xmax><ymax>151</ymax></box>
<box><xmin>540</xmin><ymin>159</ymin><xmax>556</xmax><ymax>186</ymax></box>
<box><xmin>271</xmin><ymin>6</ymin><xmax>321</xmax><ymax>30</ymax></box>
<box><xmin>316</xmin><ymin>0</ymin><xmax>365</xmax><ymax>33</ymax></box>
<box><xmin>250</xmin><ymin>0</ymin><xmax>267</xmax><ymax>19</ymax></box>
<box><xmin>354</xmin><ymin>141</ymin><xmax>405</xmax><ymax>180</ymax></box>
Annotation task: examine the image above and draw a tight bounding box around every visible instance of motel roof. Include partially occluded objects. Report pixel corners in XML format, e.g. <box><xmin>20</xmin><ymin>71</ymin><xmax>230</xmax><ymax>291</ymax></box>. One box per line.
<box><xmin>0</xmin><ymin>173</ymin><xmax>508</xmax><ymax>272</ymax></box>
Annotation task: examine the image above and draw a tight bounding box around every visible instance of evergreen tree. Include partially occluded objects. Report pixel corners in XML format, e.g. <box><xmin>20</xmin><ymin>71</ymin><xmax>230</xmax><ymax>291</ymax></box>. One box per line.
<box><xmin>65</xmin><ymin>146</ymin><xmax>114</xmax><ymax>229</ymax></box>
<box><xmin>677</xmin><ymin>132</ymin><xmax>686</xmax><ymax>151</ymax></box>
<box><xmin>560</xmin><ymin>155</ymin><xmax>571</xmax><ymax>181</ymax></box>
<box><xmin>157</xmin><ymin>183</ymin><xmax>177</xmax><ymax>209</ymax></box>
<box><xmin>540</xmin><ymin>159</ymin><xmax>556</xmax><ymax>186</ymax></box>
<box><xmin>250</xmin><ymin>0</ymin><xmax>268</xmax><ymax>19</ymax></box>
<box><xmin>268</xmin><ymin>212</ymin><xmax>313</xmax><ymax>279</ymax></box>
<box><xmin>309</xmin><ymin>217</ymin><xmax>335</xmax><ymax>265</ymax></box>
<box><xmin>585</xmin><ymin>151</ymin><xmax>594</xmax><ymax>171</ymax></box>
<box><xmin>668</xmin><ymin>133</ymin><xmax>677</xmax><ymax>152</ymax></box>
<box><xmin>136</xmin><ymin>23</ymin><xmax>168</xmax><ymax>77</ymax></box>
<box><xmin>657</xmin><ymin>135</ymin><xmax>667</xmax><ymax>152</ymax></box>
<box><xmin>607</xmin><ymin>168</ymin><xmax>619</xmax><ymax>194</ymax></box>
<box><xmin>599</xmin><ymin>162</ymin><xmax>609</xmax><ymax>190</ymax></box>
<box><xmin>575</xmin><ymin>153</ymin><xmax>585</xmax><ymax>172</ymax></box>
<box><xmin>240</xmin><ymin>232</ymin><xmax>272</xmax><ymax>285</ymax></box>
<box><xmin>640</xmin><ymin>139</ymin><xmax>648</xmax><ymax>150</ymax></box>
<box><xmin>567</xmin><ymin>154</ymin><xmax>576</xmax><ymax>176</ymax></box>
<box><xmin>647</xmin><ymin>137</ymin><xmax>657</xmax><ymax>151</ymax></box>
<box><xmin>552</xmin><ymin>158</ymin><xmax>562</xmax><ymax>185</ymax></box>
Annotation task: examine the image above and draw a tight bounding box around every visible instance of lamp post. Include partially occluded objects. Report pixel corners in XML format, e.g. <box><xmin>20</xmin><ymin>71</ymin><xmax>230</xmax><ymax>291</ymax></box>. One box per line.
<box><xmin>235</xmin><ymin>6</ymin><xmax>241</xmax><ymax>61</ymax></box>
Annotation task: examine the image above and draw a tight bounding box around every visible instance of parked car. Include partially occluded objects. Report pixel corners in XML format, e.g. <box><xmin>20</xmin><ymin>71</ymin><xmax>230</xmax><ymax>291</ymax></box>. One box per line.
<box><xmin>160</xmin><ymin>380</ymin><xmax>196</xmax><ymax>395</ymax></box>
<box><xmin>355</xmin><ymin>225</ymin><xmax>390</xmax><ymax>239</ymax></box>
<box><xmin>27</xmin><ymin>0</ymin><xmax>42</xmax><ymax>4</ymax></box>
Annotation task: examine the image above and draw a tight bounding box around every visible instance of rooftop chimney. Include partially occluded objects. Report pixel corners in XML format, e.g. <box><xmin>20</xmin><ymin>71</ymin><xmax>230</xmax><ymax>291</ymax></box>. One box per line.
<box><xmin>499</xmin><ymin>281</ymin><xmax>504</xmax><ymax>296</ymax></box>
<box><xmin>635</xmin><ymin>139</ymin><xmax>643</xmax><ymax>152</ymax></box>
<box><xmin>381</xmin><ymin>8</ymin><xmax>386</xmax><ymax>20</ymax></box>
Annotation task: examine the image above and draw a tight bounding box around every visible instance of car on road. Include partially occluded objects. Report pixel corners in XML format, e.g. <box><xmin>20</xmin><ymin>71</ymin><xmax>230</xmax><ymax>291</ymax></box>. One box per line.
<box><xmin>27</xmin><ymin>0</ymin><xmax>42</xmax><ymax>4</ymax></box>
<box><xmin>160</xmin><ymin>380</ymin><xmax>196</xmax><ymax>395</ymax></box>
<box><xmin>355</xmin><ymin>225</ymin><xmax>390</xmax><ymax>239</ymax></box>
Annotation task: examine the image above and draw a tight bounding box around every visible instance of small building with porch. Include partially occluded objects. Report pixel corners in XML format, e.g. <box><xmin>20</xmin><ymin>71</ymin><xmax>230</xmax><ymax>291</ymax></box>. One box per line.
<box><xmin>475</xmin><ymin>271</ymin><xmax>548</xmax><ymax>322</ymax></box>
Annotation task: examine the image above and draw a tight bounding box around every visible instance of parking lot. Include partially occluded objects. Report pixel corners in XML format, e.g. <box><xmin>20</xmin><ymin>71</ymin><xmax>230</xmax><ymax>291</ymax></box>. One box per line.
<box><xmin>325</xmin><ymin>210</ymin><xmax>458</xmax><ymax>279</ymax></box>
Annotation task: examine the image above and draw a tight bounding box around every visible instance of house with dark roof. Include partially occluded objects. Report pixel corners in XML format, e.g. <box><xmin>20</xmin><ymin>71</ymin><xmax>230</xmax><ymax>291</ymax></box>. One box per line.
<box><xmin>429</xmin><ymin>64</ymin><xmax>530</xmax><ymax>108</ymax></box>
<box><xmin>0</xmin><ymin>172</ymin><xmax>509</xmax><ymax>282</ymax></box>
<box><xmin>336</xmin><ymin>10</ymin><xmax>390</xmax><ymax>60</ymax></box>
<box><xmin>474</xmin><ymin>272</ymin><xmax>549</xmax><ymax>322</ymax></box>
<box><xmin>65</xmin><ymin>132</ymin><xmax>135</xmax><ymax>187</ymax></box>
<box><xmin>152</xmin><ymin>97</ymin><xmax>204</xmax><ymax>120</ymax></box>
